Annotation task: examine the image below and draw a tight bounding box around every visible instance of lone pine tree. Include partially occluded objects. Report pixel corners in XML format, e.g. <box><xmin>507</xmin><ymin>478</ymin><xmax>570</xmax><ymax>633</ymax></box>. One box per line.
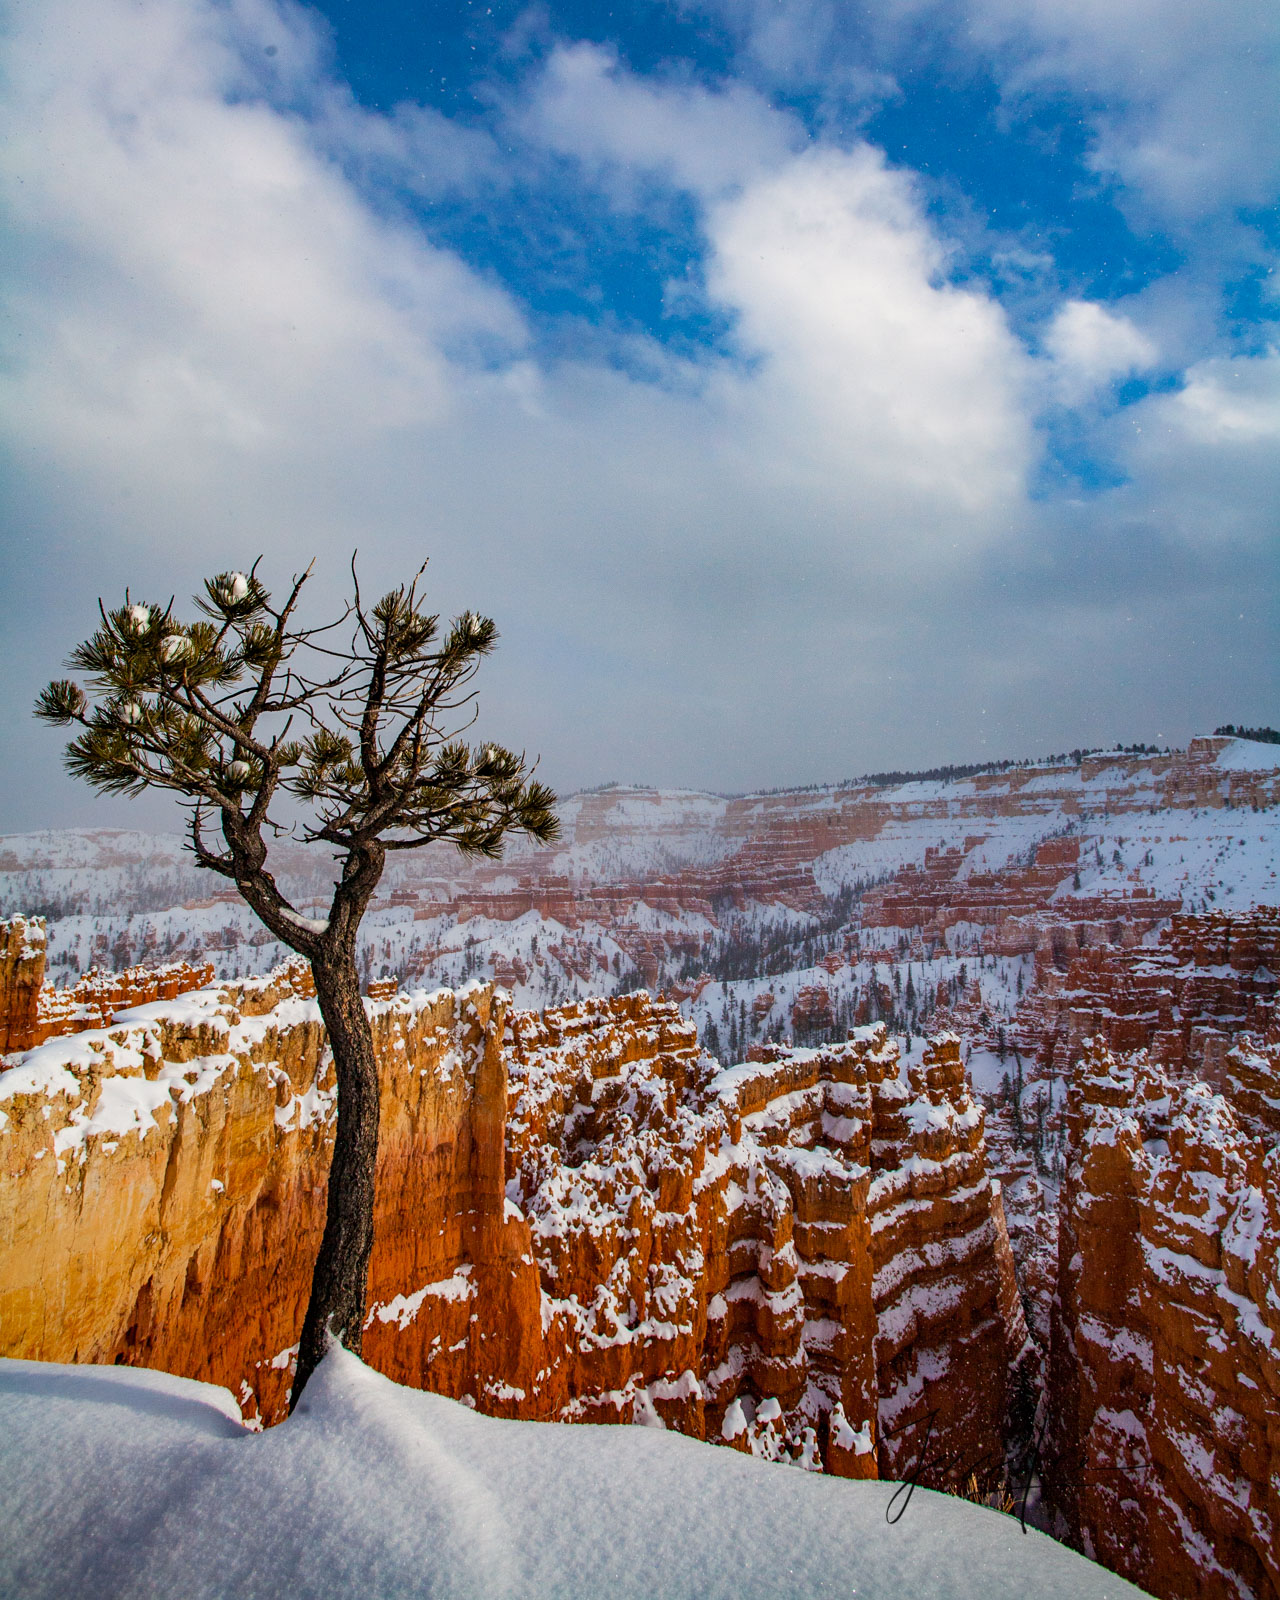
<box><xmin>36</xmin><ymin>560</ymin><xmax>558</xmax><ymax>1405</ymax></box>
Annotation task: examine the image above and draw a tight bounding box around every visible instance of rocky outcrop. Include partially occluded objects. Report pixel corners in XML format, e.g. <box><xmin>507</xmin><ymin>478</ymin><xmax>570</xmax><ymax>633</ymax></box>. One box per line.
<box><xmin>7</xmin><ymin>739</ymin><xmax>1274</xmax><ymax>999</ymax></box>
<box><xmin>388</xmin><ymin>739</ymin><xmax>1280</xmax><ymax>922</ymax></box>
<box><xmin>0</xmin><ymin>914</ymin><xmax>212</xmax><ymax>1052</ymax></box>
<box><xmin>503</xmin><ymin>1010</ymin><xmax>1025</xmax><ymax>1481</ymax></box>
<box><xmin>1</xmin><ymin>966</ymin><xmax>1025</xmax><ymax>1483</ymax></box>
<box><xmin>1046</xmin><ymin>1038</ymin><xmax>1280</xmax><ymax>1600</ymax></box>
<box><xmin>860</xmin><ymin>836</ymin><xmax>1182</xmax><ymax>958</ymax></box>
<box><xmin>1033</xmin><ymin>909</ymin><xmax>1279</xmax><ymax>1080</ymax></box>
<box><xmin>215</xmin><ymin>743</ymin><xmax>1269</xmax><ymax>1005</ymax></box>
<box><xmin>0</xmin><ymin>916</ymin><xmax>43</xmax><ymax>1053</ymax></box>
<box><xmin>867</xmin><ymin>1033</ymin><xmax>1030</xmax><ymax>1486</ymax></box>
<box><xmin>0</xmin><ymin>964</ymin><xmax>530</xmax><ymax>1425</ymax></box>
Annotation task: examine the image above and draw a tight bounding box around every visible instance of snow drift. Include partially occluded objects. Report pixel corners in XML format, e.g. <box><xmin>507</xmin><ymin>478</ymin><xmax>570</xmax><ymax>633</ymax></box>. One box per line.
<box><xmin>0</xmin><ymin>1346</ymin><xmax>1151</xmax><ymax>1599</ymax></box>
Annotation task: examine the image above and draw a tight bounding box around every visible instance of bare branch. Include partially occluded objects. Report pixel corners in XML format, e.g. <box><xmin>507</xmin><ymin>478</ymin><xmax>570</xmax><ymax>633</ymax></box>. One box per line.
<box><xmin>189</xmin><ymin>806</ymin><xmax>236</xmax><ymax>878</ymax></box>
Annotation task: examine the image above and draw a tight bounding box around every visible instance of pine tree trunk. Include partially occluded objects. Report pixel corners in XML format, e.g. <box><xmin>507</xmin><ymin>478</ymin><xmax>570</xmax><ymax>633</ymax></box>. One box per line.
<box><xmin>290</xmin><ymin>949</ymin><xmax>381</xmax><ymax>1410</ymax></box>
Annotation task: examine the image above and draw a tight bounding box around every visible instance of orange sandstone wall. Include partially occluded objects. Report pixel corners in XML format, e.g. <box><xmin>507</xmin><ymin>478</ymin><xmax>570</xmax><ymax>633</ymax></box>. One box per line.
<box><xmin>0</xmin><ymin>965</ymin><xmax>525</xmax><ymax>1425</ymax></box>
<box><xmin>0</xmin><ymin>916</ymin><xmax>43</xmax><ymax>1054</ymax></box>
<box><xmin>1046</xmin><ymin>1037</ymin><xmax>1280</xmax><ymax>1600</ymax></box>
<box><xmin>502</xmin><ymin>1011</ymin><xmax>1026</xmax><ymax>1479</ymax></box>
<box><xmin>859</xmin><ymin>835</ymin><xmax>1181</xmax><ymax>956</ymax></box>
<box><xmin>1</xmin><ymin>970</ymin><xmax>1026</xmax><ymax>1482</ymax></box>
<box><xmin>1033</xmin><ymin>909</ymin><xmax>1279</xmax><ymax>1079</ymax></box>
<box><xmin>869</xmin><ymin>1034</ymin><xmax>1030</xmax><ymax>1485</ymax></box>
<box><xmin>391</xmin><ymin>740</ymin><xmax>1280</xmax><ymax>934</ymax></box>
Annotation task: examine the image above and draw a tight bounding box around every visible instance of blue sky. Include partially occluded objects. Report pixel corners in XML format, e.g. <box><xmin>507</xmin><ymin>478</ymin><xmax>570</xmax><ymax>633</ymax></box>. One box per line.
<box><xmin>0</xmin><ymin>0</ymin><xmax>1277</xmax><ymax>829</ymax></box>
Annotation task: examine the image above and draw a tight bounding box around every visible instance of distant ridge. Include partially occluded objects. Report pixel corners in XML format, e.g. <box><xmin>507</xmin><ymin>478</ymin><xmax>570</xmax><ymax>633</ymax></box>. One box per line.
<box><xmin>856</xmin><ymin>745</ymin><xmax>1167</xmax><ymax>789</ymax></box>
<box><xmin>1214</xmin><ymin>724</ymin><xmax>1280</xmax><ymax>744</ymax></box>
<box><xmin>743</xmin><ymin>742</ymin><xmax>1171</xmax><ymax>799</ymax></box>
<box><xmin>569</xmin><ymin>738</ymin><xmax>1273</xmax><ymax>804</ymax></box>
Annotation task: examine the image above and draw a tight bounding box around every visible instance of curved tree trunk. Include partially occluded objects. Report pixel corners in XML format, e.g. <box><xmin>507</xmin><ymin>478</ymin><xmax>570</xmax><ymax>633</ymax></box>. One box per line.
<box><xmin>290</xmin><ymin>948</ymin><xmax>381</xmax><ymax>1409</ymax></box>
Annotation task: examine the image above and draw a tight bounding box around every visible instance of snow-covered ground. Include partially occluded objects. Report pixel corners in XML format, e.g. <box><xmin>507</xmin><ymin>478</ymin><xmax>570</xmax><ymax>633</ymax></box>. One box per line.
<box><xmin>686</xmin><ymin>948</ymin><xmax>1032</xmax><ymax>1065</ymax></box>
<box><xmin>20</xmin><ymin>803</ymin><xmax>1276</xmax><ymax>1002</ymax></box>
<box><xmin>813</xmin><ymin>812</ymin><xmax>1053</xmax><ymax>892</ymax></box>
<box><xmin>0</xmin><ymin>1346</ymin><xmax>1151</xmax><ymax>1600</ymax></box>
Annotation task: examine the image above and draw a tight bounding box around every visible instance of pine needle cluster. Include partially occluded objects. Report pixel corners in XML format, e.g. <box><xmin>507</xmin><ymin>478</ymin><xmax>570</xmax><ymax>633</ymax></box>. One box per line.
<box><xmin>36</xmin><ymin>560</ymin><xmax>558</xmax><ymax>918</ymax></box>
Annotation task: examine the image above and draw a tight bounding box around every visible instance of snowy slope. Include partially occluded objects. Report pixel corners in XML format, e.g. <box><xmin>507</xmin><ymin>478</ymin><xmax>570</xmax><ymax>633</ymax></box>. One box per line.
<box><xmin>1052</xmin><ymin>809</ymin><xmax>1280</xmax><ymax>910</ymax></box>
<box><xmin>0</xmin><ymin>1347</ymin><xmax>1151</xmax><ymax>1600</ymax></box>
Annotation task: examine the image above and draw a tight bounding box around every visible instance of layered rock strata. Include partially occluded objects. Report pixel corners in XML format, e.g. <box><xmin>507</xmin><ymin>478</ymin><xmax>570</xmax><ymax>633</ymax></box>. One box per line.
<box><xmin>0</xmin><ymin>966</ymin><xmax>1025</xmax><ymax>1484</ymax></box>
<box><xmin>8</xmin><ymin>739</ymin><xmax>1274</xmax><ymax>999</ymax></box>
<box><xmin>384</xmin><ymin>738</ymin><xmax>1280</xmax><ymax>920</ymax></box>
<box><xmin>868</xmin><ymin>1035</ymin><xmax>1030</xmax><ymax>1483</ymax></box>
<box><xmin>306</xmin><ymin>742</ymin><xmax>1280</xmax><ymax>992</ymax></box>
<box><xmin>861</xmin><ymin>837</ymin><xmax>1181</xmax><ymax>958</ymax></box>
<box><xmin>1047</xmin><ymin>1037</ymin><xmax>1280</xmax><ymax>1600</ymax></box>
<box><xmin>0</xmin><ymin>965</ymin><xmax>531</xmax><ymax>1425</ymax></box>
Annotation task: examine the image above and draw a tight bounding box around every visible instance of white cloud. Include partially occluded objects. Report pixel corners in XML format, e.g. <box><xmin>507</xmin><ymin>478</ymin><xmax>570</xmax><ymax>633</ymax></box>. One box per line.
<box><xmin>1</xmin><ymin>3</ymin><xmax>1034</xmax><ymax>581</ymax></box>
<box><xmin>1042</xmin><ymin>300</ymin><xmax>1157</xmax><ymax>403</ymax></box>
<box><xmin>517</xmin><ymin>53</ymin><xmax>1034</xmax><ymax>534</ymax></box>
<box><xmin>689</xmin><ymin>0</ymin><xmax>1280</xmax><ymax>226</ymax></box>
<box><xmin>704</xmin><ymin>146</ymin><xmax>1034</xmax><ymax>525</ymax></box>
<box><xmin>1102</xmin><ymin>349</ymin><xmax>1280</xmax><ymax>551</ymax></box>
<box><xmin>1160</xmin><ymin>351</ymin><xmax>1280</xmax><ymax>446</ymax></box>
<box><xmin>517</xmin><ymin>41</ymin><xmax>802</xmax><ymax>200</ymax></box>
<box><xmin>0</xmin><ymin>0</ymin><xmax>523</xmax><ymax>488</ymax></box>
<box><xmin>966</xmin><ymin>0</ymin><xmax>1280</xmax><ymax>223</ymax></box>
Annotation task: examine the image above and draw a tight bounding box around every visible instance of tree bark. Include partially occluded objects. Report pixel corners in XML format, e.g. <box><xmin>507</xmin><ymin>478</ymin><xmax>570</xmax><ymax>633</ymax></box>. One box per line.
<box><xmin>290</xmin><ymin>947</ymin><xmax>382</xmax><ymax>1409</ymax></box>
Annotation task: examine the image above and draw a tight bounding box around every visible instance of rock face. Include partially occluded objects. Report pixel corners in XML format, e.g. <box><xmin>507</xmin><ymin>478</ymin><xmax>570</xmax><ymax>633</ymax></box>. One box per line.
<box><xmin>370</xmin><ymin>739</ymin><xmax>1278</xmax><ymax>1004</ymax></box>
<box><xmin>395</xmin><ymin>742</ymin><xmax>1280</xmax><ymax>935</ymax></box>
<box><xmin>1033</xmin><ymin>909</ymin><xmax>1279</xmax><ymax>1080</ymax></box>
<box><xmin>505</xmin><ymin>1010</ymin><xmax>1025</xmax><ymax>1481</ymax></box>
<box><xmin>1046</xmin><ymin>1034</ymin><xmax>1280</xmax><ymax>1600</ymax></box>
<box><xmin>866</xmin><ymin>1033</ymin><xmax>1030</xmax><ymax>1484</ymax></box>
<box><xmin>6</xmin><ymin>738</ymin><xmax>1276</xmax><ymax>1010</ymax></box>
<box><xmin>0</xmin><ymin>963</ymin><xmax>526</xmax><ymax>1427</ymax></box>
<box><xmin>861</xmin><ymin>837</ymin><xmax>1183</xmax><ymax>958</ymax></box>
<box><xmin>6</xmin><ymin>901</ymin><xmax>1279</xmax><ymax>1594</ymax></box>
<box><xmin>0</xmin><ymin>959</ymin><xmax>1025</xmax><ymax>1483</ymax></box>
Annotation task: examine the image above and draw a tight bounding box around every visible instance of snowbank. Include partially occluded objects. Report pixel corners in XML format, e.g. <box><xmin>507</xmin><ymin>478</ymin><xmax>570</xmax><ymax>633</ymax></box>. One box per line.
<box><xmin>0</xmin><ymin>1348</ymin><xmax>1150</xmax><ymax>1599</ymax></box>
<box><xmin>1213</xmin><ymin>736</ymin><xmax>1280</xmax><ymax>771</ymax></box>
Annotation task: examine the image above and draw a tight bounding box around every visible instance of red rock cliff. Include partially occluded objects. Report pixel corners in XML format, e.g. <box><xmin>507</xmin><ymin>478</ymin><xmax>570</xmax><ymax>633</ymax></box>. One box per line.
<box><xmin>1033</xmin><ymin>909</ymin><xmax>1279</xmax><ymax>1080</ymax></box>
<box><xmin>1047</xmin><ymin>1034</ymin><xmax>1280</xmax><ymax>1599</ymax></box>
<box><xmin>1</xmin><ymin>965</ymin><xmax>1025</xmax><ymax>1484</ymax></box>
<box><xmin>0</xmin><ymin>916</ymin><xmax>43</xmax><ymax>1053</ymax></box>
